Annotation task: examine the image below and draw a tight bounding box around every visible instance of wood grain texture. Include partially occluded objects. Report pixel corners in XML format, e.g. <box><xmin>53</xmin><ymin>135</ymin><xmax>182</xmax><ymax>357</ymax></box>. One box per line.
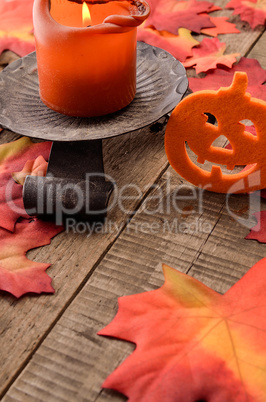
<box><xmin>4</xmin><ymin>165</ymin><xmax>266</xmax><ymax>402</ymax></box>
<box><xmin>1</xmin><ymin>2</ymin><xmax>266</xmax><ymax>400</ymax></box>
<box><xmin>0</xmin><ymin>121</ymin><xmax>169</xmax><ymax>396</ymax></box>
<box><xmin>248</xmin><ymin>31</ymin><xmax>266</xmax><ymax>68</ymax></box>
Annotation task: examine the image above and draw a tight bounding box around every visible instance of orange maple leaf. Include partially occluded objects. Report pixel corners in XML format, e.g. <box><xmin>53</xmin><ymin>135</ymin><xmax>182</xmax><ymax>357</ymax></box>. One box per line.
<box><xmin>99</xmin><ymin>261</ymin><xmax>266</xmax><ymax>401</ymax></box>
<box><xmin>183</xmin><ymin>37</ymin><xmax>240</xmax><ymax>73</ymax></box>
<box><xmin>137</xmin><ymin>25</ymin><xmax>199</xmax><ymax>62</ymax></box>
<box><xmin>0</xmin><ymin>218</ymin><xmax>63</xmax><ymax>298</ymax></box>
<box><xmin>201</xmin><ymin>15</ymin><xmax>240</xmax><ymax>36</ymax></box>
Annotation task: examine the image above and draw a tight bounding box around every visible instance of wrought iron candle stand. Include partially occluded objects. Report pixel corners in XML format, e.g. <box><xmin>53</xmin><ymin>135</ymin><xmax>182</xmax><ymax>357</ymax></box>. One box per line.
<box><xmin>0</xmin><ymin>43</ymin><xmax>188</xmax><ymax>224</ymax></box>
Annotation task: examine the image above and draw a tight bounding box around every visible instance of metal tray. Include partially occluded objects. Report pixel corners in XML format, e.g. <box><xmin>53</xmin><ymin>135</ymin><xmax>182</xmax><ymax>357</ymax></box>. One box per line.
<box><xmin>0</xmin><ymin>42</ymin><xmax>188</xmax><ymax>141</ymax></box>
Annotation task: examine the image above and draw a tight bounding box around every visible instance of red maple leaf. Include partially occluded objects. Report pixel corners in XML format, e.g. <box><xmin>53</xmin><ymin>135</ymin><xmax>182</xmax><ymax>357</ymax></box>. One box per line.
<box><xmin>0</xmin><ymin>0</ymin><xmax>35</xmax><ymax>56</ymax></box>
<box><xmin>137</xmin><ymin>25</ymin><xmax>199</xmax><ymax>62</ymax></box>
<box><xmin>0</xmin><ymin>218</ymin><xmax>63</xmax><ymax>298</ymax></box>
<box><xmin>226</xmin><ymin>0</ymin><xmax>266</xmax><ymax>29</ymax></box>
<box><xmin>183</xmin><ymin>37</ymin><xmax>240</xmax><ymax>73</ymax></box>
<box><xmin>145</xmin><ymin>0</ymin><xmax>215</xmax><ymax>34</ymax></box>
<box><xmin>201</xmin><ymin>15</ymin><xmax>240</xmax><ymax>36</ymax></box>
<box><xmin>0</xmin><ymin>137</ymin><xmax>51</xmax><ymax>232</ymax></box>
<box><xmin>0</xmin><ymin>35</ymin><xmax>35</xmax><ymax>57</ymax></box>
<box><xmin>99</xmin><ymin>261</ymin><xmax>266</xmax><ymax>401</ymax></box>
<box><xmin>245</xmin><ymin>211</ymin><xmax>266</xmax><ymax>242</ymax></box>
<box><xmin>189</xmin><ymin>57</ymin><xmax>266</xmax><ymax>101</ymax></box>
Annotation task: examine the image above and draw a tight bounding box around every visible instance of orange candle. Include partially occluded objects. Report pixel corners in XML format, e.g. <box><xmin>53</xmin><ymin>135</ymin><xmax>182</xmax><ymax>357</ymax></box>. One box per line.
<box><xmin>33</xmin><ymin>0</ymin><xmax>150</xmax><ymax>117</ymax></box>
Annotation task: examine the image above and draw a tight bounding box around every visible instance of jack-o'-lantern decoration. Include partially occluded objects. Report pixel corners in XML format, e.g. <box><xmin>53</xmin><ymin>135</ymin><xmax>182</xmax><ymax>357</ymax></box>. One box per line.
<box><xmin>165</xmin><ymin>72</ymin><xmax>266</xmax><ymax>193</ymax></box>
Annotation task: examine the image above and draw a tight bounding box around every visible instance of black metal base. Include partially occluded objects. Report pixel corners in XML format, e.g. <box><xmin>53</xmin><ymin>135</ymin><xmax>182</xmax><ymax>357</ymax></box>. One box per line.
<box><xmin>23</xmin><ymin>140</ymin><xmax>114</xmax><ymax>224</ymax></box>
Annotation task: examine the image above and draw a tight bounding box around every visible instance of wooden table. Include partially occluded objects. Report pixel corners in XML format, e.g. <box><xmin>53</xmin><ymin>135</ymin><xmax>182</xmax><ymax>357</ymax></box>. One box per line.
<box><xmin>0</xmin><ymin>1</ymin><xmax>265</xmax><ymax>400</ymax></box>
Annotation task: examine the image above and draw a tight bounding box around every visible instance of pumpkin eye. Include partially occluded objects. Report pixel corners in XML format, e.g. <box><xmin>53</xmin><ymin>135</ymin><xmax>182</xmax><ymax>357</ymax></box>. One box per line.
<box><xmin>240</xmin><ymin>119</ymin><xmax>255</xmax><ymax>128</ymax></box>
<box><xmin>204</xmin><ymin>113</ymin><xmax>216</xmax><ymax>125</ymax></box>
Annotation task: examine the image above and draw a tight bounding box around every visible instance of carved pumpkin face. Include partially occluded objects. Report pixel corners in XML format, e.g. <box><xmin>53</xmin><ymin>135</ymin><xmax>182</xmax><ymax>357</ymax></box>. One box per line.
<box><xmin>165</xmin><ymin>72</ymin><xmax>266</xmax><ymax>193</ymax></box>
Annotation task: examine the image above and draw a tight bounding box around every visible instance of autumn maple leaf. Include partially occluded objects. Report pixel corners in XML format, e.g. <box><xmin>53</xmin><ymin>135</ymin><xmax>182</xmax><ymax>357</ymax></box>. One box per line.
<box><xmin>145</xmin><ymin>0</ymin><xmax>215</xmax><ymax>34</ymax></box>
<box><xmin>0</xmin><ymin>137</ymin><xmax>51</xmax><ymax>231</ymax></box>
<box><xmin>0</xmin><ymin>218</ymin><xmax>63</xmax><ymax>298</ymax></box>
<box><xmin>189</xmin><ymin>57</ymin><xmax>266</xmax><ymax>101</ymax></box>
<box><xmin>0</xmin><ymin>33</ymin><xmax>35</xmax><ymax>57</ymax></box>
<box><xmin>0</xmin><ymin>0</ymin><xmax>35</xmax><ymax>56</ymax></box>
<box><xmin>99</xmin><ymin>262</ymin><xmax>266</xmax><ymax>401</ymax></box>
<box><xmin>137</xmin><ymin>25</ymin><xmax>199</xmax><ymax>62</ymax></box>
<box><xmin>226</xmin><ymin>0</ymin><xmax>266</xmax><ymax>29</ymax></box>
<box><xmin>183</xmin><ymin>37</ymin><xmax>240</xmax><ymax>73</ymax></box>
<box><xmin>201</xmin><ymin>14</ymin><xmax>240</xmax><ymax>36</ymax></box>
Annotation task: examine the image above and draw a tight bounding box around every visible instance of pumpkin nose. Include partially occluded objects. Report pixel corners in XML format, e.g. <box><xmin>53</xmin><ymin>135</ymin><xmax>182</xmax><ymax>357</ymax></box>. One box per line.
<box><xmin>210</xmin><ymin>135</ymin><xmax>231</xmax><ymax>150</ymax></box>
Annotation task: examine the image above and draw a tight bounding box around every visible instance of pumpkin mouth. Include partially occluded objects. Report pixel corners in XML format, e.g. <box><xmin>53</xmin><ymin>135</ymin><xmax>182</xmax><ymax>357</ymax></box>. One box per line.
<box><xmin>184</xmin><ymin>119</ymin><xmax>258</xmax><ymax>174</ymax></box>
<box><xmin>185</xmin><ymin>141</ymin><xmax>256</xmax><ymax>177</ymax></box>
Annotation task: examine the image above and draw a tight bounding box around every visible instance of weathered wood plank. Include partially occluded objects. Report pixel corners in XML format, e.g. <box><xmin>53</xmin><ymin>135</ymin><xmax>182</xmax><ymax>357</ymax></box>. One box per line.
<box><xmin>0</xmin><ymin>121</ymin><xmax>170</xmax><ymax>396</ymax></box>
<box><xmin>248</xmin><ymin>31</ymin><xmax>266</xmax><ymax>68</ymax></box>
<box><xmin>0</xmin><ymin>129</ymin><xmax>20</xmax><ymax>144</ymax></box>
<box><xmin>4</xmin><ymin>163</ymin><xmax>266</xmax><ymax>401</ymax></box>
<box><xmin>4</xmin><ymin>21</ymin><xmax>266</xmax><ymax>394</ymax></box>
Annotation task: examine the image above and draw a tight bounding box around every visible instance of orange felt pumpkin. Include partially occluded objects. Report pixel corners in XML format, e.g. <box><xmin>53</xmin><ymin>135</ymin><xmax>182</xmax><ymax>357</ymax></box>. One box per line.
<box><xmin>165</xmin><ymin>72</ymin><xmax>266</xmax><ymax>193</ymax></box>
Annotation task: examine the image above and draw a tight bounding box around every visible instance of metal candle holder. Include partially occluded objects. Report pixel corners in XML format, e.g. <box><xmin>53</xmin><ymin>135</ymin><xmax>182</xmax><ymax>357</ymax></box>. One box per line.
<box><xmin>0</xmin><ymin>42</ymin><xmax>188</xmax><ymax>223</ymax></box>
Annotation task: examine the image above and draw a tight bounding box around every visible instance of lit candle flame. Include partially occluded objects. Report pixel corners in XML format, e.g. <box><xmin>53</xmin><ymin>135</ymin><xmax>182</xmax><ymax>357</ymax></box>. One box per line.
<box><xmin>82</xmin><ymin>2</ymin><xmax>92</xmax><ymax>26</ymax></box>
